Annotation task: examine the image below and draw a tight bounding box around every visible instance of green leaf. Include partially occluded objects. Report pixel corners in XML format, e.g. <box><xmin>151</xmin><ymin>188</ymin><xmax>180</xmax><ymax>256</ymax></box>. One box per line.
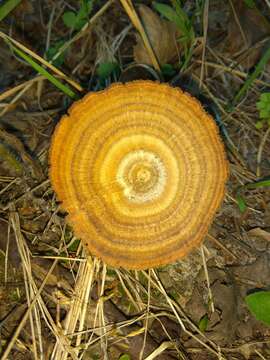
<box><xmin>68</xmin><ymin>239</ymin><xmax>81</xmax><ymax>252</ymax></box>
<box><xmin>257</xmin><ymin>102</ymin><xmax>265</xmax><ymax>111</ymax></box>
<box><xmin>256</xmin><ymin>92</ymin><xmax>270</xmax><ymax>127</ymax></box>
<box><xmin>245</xmin><ymin>291</ymin><xmax>270</xmax><ymax>326</ymax></box>
<box><xmin>236</xmin><ymin>193</ymin><xmax>247</xmax><ymax>213</ymax></box>
<box><xmin>153</xmin><ymin>2</ymin><xmax>191</xmax><ymax>37</ymax></box>
<box><xmin>198</xmin><ymin>314</ymin><xmax>209</xmax><ymax>332</ymax></box>
<box><xmin>97</xmin><ymin>62</ymin><xmax>119</xmax><ymax>79</ymax></box>
<box><xmin>161</xmin><ymin>64</ymin><xmax>176</xmax><ymax>77</ymax></box>
<box><xmin>153</xmin><ymin>0</ymin><xmax>194</xmax><ymax>68</ymax></box>
<box><xmin>62</xmin><ymin>11</ymin><xmax>78</xmax><ymax>28</ymax></box>
<box><xmin>260</xmin><ymin>109</ymin><xmax>270</xmax><ymax>119</ymax></box>
<box><xmin>255</xmin><ymin>120</ymin><xmax>264</xmax><ymax>129</ymax></box>
<box><xmin>244</xmin><ymin>0</ymin><xmax>256</xmax><ymax>8</ymax></box>
<box><xmin>118</xmin><ymin>355</ymin><xmax>131</xmax><ymax>360</ymax></box>
<box><xmin>46</xmin><ymin>40</ymin><xmax>66</xmax><ymax>67</ymax></box>
<box><xmin>0</xmin><ymin>0</ymin><xmax>22</xmax><ymax>22</ymax></box>
<box><xmin>62</xmin><ymin>1</ymin><xmax>93</xmax><ymax>30</ymax></box>
<box><xmin>261</xmin><ymin>93</ymin><xmax>270</xmax><ymax>102</ymax></box>
<box><xmin>172</xmin><ymin>0</ymin><xmax>191</xmax><ymax>25</ymax></box>
<box><xmin>63</xmin><ymin>12</ymin><xmax>86</xmax><ymax>31</ymax></box>
<box><xmin>79</xmin><ymin>0</ymin><xmax>93</xmax><ymax>18</ymax></box>
<box><xmin>257</xmin><ymin>93</ymin><xmax>270</xmax><ymax>114</ymax></box>
<box><xmin>154</xmin><ymin>3</ymin><xmax>180</xmax><ymax>25</ymax></box>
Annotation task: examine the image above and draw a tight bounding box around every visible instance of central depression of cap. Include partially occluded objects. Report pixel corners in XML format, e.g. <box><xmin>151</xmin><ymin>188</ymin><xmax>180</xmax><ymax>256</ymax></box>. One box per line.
<box><xmin>49</xmin><ymin>81</ymin><xmax>228</xmax><ymax>269</ymax></box>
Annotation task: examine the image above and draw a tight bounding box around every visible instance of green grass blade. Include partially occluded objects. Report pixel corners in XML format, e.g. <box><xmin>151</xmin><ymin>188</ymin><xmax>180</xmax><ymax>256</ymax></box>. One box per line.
<box><xmin>232</xmin><ymin>46</ymin><xmax>270</xmax><ymax>106</ymax></box>
<box><xmin>245</xmin><ymin>178</ymin><xmax>270</xmax><ymax>189</ymax></box>
<box><xmin>236</xmin><ymin>178</ymin><xmax>270</xmax><ymax>212</ymax></box>
<box><xmin>0</xmin><ymin>0</ymin><xmax>22</xmax><ymax>22</ymax></box>
<box><xmin>8</xmin><ymin>41</ymin><xmax>77</xmax><ymax>99</ymax></box>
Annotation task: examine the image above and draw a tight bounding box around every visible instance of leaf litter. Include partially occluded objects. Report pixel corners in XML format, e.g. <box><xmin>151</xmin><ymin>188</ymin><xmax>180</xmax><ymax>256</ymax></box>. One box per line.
<box><xmin>133</xmin><ymin>5</ymin><xmax>180</xmax><ymax>66</ymax></box>
<box><xmin>0</xmin><ymin>0</ymin><xmax>270</xmax><ymax>359</ymax></box>
<box><xmin>223</xmin><ymin>0</ymin><xmax>270</xmax><ymax>70</ymax></box>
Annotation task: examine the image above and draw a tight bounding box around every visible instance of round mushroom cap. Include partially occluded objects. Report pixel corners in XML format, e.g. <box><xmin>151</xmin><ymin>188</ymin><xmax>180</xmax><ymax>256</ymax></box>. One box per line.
<box><xmin>50</xmin><ymin>81</ymin><xmax>228</xmax><ymax>269</ymax></box>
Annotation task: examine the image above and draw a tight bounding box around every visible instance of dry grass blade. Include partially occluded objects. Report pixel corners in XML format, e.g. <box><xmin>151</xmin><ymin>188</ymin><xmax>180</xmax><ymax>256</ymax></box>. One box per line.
<box><xmin>200</xmin><ymin>245</ymin><xmax>215</xmax><ymax>313</ymax></box>
<box><xmin>194</xmin><ymin>60</ymin><xmax>270</xmax><ymax>88</ymax></box>
<box><xmin>0</xmin><ymin>31</ymin><xmax>83</xmax><ymax>92</ymax></box>
<box><xmin>2</xmin><ymin>210</ymin><xmax>41</xmax><ymax>359</ymax></box>
<box><xmin>225</xmin><ymin>1</ymin><xmax>270</xmax><ymax>70</ymax></box>
<box><xmin>0</xmin><ymin>175</ymin><xmax>14</xmax><ymax>181</ymax></box>
<box><xmin>4</xmin><ymin>216</ymin><xmax>11</xmax><ymax>283</ymax></box>
<box><xmin>255</xmin><ymin>349</ymin><xmax>268</xmax><ymax>360</ymax></box>
<box><xmin>0</xmin><ymin>1</ymin><xmax>114</xmax><ymax>113</ymax></box>
<box><xmin>232</xmin><ymin>46</ymin><xmax>270</xmax><ymax>106</ymax></box>
<box><xmin>199</xmin><ymin>0</ymin><xmax>209</xmax><ymax>88</ymax></box>
<box><xmin>1</xmin><ymin>209</ymin><xmax>72</xmax><ymax>360</ymax></box>
<box><xmin>248</xmin><ymin>228</ymin><xmax>270</xmax><ymax>242</ymax></box>
<box><xmin>228</xmin><ymin>0</ymin><xmax>248</xmax><ymax>50</ymax></box>
<box><xmin>144</xmin><ymin>341</ymin><xmax>175</xmax><ymax>360</ymax></box>
<box><xmin>207</xmin><ymin>233</ymin><xmax>238</xmax><ymax>260</ymax></box>
<box><xmin>0</xmin><ymin>81</ymin><xmax>34</xmax><ymax>117</ymax></box>
<box><xmin>0</xmin><ymin>177</ymin><xmax>18</xmax><ymax>197</ymax></box>
<box><xmin>115</xmin><ymin>270</ymin><xmax>143</xmax><ymax>312</ymax></box>
<box><xmin>191</xmin><ymin>73</ymin><xmax>246</xmax><ymax>166</ymax></box>
<box><xmin>33</xmin><ymin>255</ymin><xmax>86</xmax><ymax>262</ymax></box>
<box><xmin>144</xmin><ymin>269</ymin><xmax>227</xmax><ymax>359</ymax></box>
<box><xmin>139</xmin><ymin>270</ymin><xmax>151</xmax><ymax>360</ymax></box>
<box><xmin>96</xmin><ymin>263</ymin><xmax>108</xmax><ymax>358</ymax></box>
<box><xmin>5</xmin><ymin>41</ymin><xmax>78</xmax><ymax>99</ymax></box>
<box><xmin>0</xmin><ymin>75</ymin><xmax>45</xmax><ymax>101</ymax></box>
<box><xmin>51</xmin><ymin>256</ymin><xmax>97</xmax><ymax>360</ymax></box>
<box><xmin>119</xmin><ymin>0</ymin><xmax>161</xmax><ymax>71</ymax></box>
<box><xmin>256</xmin><ymin>126</ymin><xmax>270</xmax><ymax>177</ymax></box>
<box><xmin>2</xmin><ymin>179</ymin><xmax>50</xmax><ymax>211</ymax></box>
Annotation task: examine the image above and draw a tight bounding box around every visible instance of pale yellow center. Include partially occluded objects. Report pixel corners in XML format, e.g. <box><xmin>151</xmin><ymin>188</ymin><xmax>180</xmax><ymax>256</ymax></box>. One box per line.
<box><xmin>136</xmin><ymin>167</ymin><xmax>151</xmax><ymax>183</ymax></box>
<box><xmin>117</xmin><ymin>150</ymin><xmax>167</xmax><ymax>204</ymax></box>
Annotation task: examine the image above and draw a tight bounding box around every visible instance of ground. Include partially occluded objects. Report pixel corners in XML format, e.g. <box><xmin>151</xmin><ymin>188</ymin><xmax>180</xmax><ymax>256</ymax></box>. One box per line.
<box><xmin>0</xmin><ymin>0</ymin><xmax>270</xmax><ymax>359</ymax></box>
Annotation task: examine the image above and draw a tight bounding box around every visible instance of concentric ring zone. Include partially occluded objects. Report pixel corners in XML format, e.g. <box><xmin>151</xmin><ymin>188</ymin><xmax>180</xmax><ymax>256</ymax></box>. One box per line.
<box><xmin>49</xmin><ymin>81</ymin><xmax>229</xmax><ymax>269</ymax></box>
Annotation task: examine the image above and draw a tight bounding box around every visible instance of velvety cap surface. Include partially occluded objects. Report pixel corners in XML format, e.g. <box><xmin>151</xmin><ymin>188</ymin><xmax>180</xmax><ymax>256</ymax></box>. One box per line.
<box><xmin>50</xmin><ymin>81</ymin><xmax>228</xmax><ymax>269</ymax></box>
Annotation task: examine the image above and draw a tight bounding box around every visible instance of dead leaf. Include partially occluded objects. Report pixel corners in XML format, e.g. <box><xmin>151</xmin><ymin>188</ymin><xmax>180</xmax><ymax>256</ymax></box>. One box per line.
<box><xmin>0</xmin><ymin>128</ymin><xmax>44</xmax><ymax>180</ymax></box>
<box><xmin>224</xmin><ymin>0</ymin><xmax>270</xmax><ymax>70</ymax></box>
<box><xmin>248</xmin><ymin>227</ymin><xmax>270</xmax><ymax>242</ymax></box>
<box><xmin>13</xmin><ymin>0</ymin><xmax>34</xmax><ymax>16</ymax></box>
<box><xmin>134</xmin><ymin>5</ymin><xmax>180</xmax><ymax>66</ymax></box>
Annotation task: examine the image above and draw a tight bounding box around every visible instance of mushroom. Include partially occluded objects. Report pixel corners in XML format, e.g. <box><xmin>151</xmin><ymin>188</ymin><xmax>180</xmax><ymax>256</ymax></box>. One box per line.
<box><xmin>49</xmin><ymin>81</ymin><xmax>228</xmax><ymax>269</ymax></box>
